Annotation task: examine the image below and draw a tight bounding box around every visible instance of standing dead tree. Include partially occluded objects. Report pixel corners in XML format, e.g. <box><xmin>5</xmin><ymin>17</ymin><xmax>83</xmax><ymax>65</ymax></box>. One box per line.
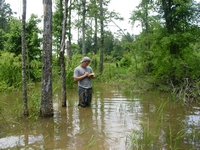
<box><xmin>60</xmin><ymin>0</ymin><xmax>69</xmax><ymax>107</ymax></box>
<box><xmin>22</xmin><ymin>0</ymin><xmax>29</xmax><ymax>116</ymax></box>
<box><xmin>40</xmin><ymin>0</ymin><xmax>53</xmax><ymax>117</ymax></box>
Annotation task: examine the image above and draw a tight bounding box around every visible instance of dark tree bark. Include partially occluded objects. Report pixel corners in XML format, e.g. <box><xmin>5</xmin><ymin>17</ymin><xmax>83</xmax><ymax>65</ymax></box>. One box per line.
<box><xmin>22</xmin><ymin>0</ymin><xmax>28</xmax><ymax>116</ymax></box>
<box><xmin>94</xmin><ymin>0</ymin><xmax>98</xmax><ymax>69</ymax></box>
<box><xmin>66</xmin><ymin>41</ymin><xmax>72</xmax><ymax>61</ymax></box>
<box><xmin>82</xmin><ymin>0</ymin><xmax>86</xmax><ymax>55</ymax></box>
<box><xmin>162</xmin><ymin>0</ymin><xmax>180</xmax><ymax>85</ymax></box>
<box><xmin>143</xmin><ymin>0</ymin><xmax>151</xmax><ymax>73</ymax></box>
<box><xmin>40</xmin><ymin>0</ymin><xmax>53</xmax><ymax>117</ymax></box>
<box><xmin>161</xmin><ymin>0</ymin><xmax>179</xmax><ymax>55</ymax></box>
<box><xmin>67</xmin><ymin>0</ymin><xmax>72</xmax><ymax>61</ymax></box>
<box><xmin>99</xmin><ymin>0</ymin><xmax>104</xmax><ymax>74</ymax></box>
<box><xmin>58</xmin><ymin>0</ymin><xmax>63</xmax><ymax>68</ymax></box>
<box><xmin>60</xmin><ymin>0</ymin><xmax>69</xmax><ymax>107</ymax></box>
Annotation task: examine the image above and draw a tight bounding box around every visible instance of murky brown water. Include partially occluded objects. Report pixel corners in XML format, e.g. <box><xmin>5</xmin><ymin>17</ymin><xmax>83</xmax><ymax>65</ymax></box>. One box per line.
<box><xmin>0</xmin><ymin>83</ymin><xmax>200</xmax><ymax>149</ymax></box>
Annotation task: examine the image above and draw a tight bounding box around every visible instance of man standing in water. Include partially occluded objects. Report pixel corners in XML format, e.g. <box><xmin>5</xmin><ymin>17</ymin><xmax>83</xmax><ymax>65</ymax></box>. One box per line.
<box><xmin>74</xmin><ymin>56</ymin><xmax>95</xmax><ymax>107</ymax></box>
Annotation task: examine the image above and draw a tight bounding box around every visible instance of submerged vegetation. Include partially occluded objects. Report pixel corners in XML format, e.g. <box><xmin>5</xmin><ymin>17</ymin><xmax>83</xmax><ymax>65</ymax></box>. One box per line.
<box><xmin>1</xmin><ymin>82</ymin><xmax>200</xmax><ymax>149</ymax></box>
<box><xmin>125</xmin><ymin>100</ymin><xmax>200</xmax><ymax>150</ymax></box>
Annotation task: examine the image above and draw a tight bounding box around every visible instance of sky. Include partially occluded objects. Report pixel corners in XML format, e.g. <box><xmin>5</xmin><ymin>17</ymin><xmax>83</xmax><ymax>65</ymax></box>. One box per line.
<box><xmin>6</xmin><ymin>0</ymin><xmax>141</xmax><ymax>41</ymax></box>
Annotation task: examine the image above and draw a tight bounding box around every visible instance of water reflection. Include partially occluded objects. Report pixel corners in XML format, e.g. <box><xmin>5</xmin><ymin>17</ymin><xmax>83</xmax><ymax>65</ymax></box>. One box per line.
<box><xmin>0</xmin><ymin>84</ymin><xmax>200</xmax><ymax>149</ymax></box>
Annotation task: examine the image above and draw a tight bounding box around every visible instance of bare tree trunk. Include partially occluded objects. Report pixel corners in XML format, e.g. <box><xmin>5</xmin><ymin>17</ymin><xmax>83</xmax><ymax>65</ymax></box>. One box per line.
<box><xmin>22</xmin><ymin>0</ymin><xmax>28</xmax><ymax>116</ymax></box>
<box><xmin>94</xmin><ymin>0</ymin><xmax>98</xmax><ymax>69</ymax></box>
<box><xmin>78</xmin><ymin>15</ymin><xmax>80</xmax><ymax>41</ymax></box>
<box><xmin>66</xmin><ymin>41</ymin><xmax>72</xmax><ymax>60</ymax></box>
<box><xmin>40</xmin><ymin>0</ymin><xmax>53</xmax><ymax>117</ymax></box>
<box><xmin>94</xmin><ymin>0</ymin><xmax>97</xmax><ymax>55</ymax></box>
<box><xmin>82</xmin><ymin>0</ymin><xmax>86</xmax><ymax>55</ymax></box>
<box><xmin>99</xmin><ymin>0</ymin><xmax>104</xmax><ymax>74</ymax></box>
<box><xmin>26</xmin><ymin>44</ymin><xmax>31</xmax><ymax>82</ymax></box>
<box><xmin>67</xmin><ymin>0</ymin><xmax>72</xmax><ymax>61</ymax></box>
<box><xmin>58</xmin><ymin>0</ymin><xmax>64</xmax><ymax>69</ymax></box>
<box><xmin>60</xmin><ymin>0</ymin><xmax>69</xmax><ymax>107</ymax></box>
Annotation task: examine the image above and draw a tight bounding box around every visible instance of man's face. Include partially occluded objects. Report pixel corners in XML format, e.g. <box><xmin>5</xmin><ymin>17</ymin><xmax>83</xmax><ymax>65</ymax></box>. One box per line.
<box><xmin>81</xmin><ymin>61</ymin><xmax>90</xmax><ymax>68</ymax></box>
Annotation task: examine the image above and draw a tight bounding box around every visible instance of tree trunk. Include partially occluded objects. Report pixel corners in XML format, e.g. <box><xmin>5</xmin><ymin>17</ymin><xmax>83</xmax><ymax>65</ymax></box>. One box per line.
<box><xmin>58</xmin><ymin>0</ymin><xmax>64</xmax><ymax>69</ymax></box>
<box><xmin>94</xmin><ymin>1</ymin><xmax>97</xmax><ymax>55</ymax></box>
<box><xmin>60</xmin><ymin>0</ymin><xmax>69</xmax><ymax>107</ymax></box>
<box><xmin>144</xmin><ymin>1</ymin><xmax>151</xmax><ymax>73</ymax></box>
<box><xmin>66</xmin><ymin>41</ymin><xmax>72</xmax><ymax>60</ymax></box>
<box><xmin>22</xmin><ymin>0</ymin><xmax>28</xmax><ymax>116</ymax></box>
<box><xmin>161</xmin><ymin>0</ymin><xmax>180</xmax><ymax>85</ymax></box>
<box><xmin>82</xmin><ymin>0</ymin><xmax>86</xmax><ymax>55</ymax></box>
<box><xmin>40</xmin><ymin>0</ymin><xmax>53</xmax><ymax>117</ymax></box>
<box><xmin>161</xmin><ymin>0</ymin><xmax>179</xmax><ymax>55</ymax></box>
<box><xmin>99</xmin><ymin>0</ymin><xmax>104</xmax><ymax>74</ymax></box>
<box><xmin>67</xmin><ymin>0</ymin><xmax>72</xmax><ymax>61</ymax></box>
<box><xmin>94</xmin><ymin>0</ymin><xmax>98</xmax><ymax>69</ymax></box>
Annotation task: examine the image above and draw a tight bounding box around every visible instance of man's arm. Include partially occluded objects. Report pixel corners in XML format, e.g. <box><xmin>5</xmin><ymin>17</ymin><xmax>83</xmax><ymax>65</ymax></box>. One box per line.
<box><xmin>74</xmin><ymin>72</ymin><xmax>89</xmax><ymax>82</ymax></box>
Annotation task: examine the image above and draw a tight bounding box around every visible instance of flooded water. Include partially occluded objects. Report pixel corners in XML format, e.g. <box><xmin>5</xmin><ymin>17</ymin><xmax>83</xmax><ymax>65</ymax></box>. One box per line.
<box><xmin>0</xmin><ymin>83</ymin><xmax>200</xmax><ymax>149</ymax></box>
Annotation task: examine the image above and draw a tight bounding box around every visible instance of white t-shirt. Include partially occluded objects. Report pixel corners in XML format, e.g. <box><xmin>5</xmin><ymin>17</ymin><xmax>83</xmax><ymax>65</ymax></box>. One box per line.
<box><xmin>74</xmin><ymin>65</ymin><xmax>93</xmax><ymax>89</ymax></box>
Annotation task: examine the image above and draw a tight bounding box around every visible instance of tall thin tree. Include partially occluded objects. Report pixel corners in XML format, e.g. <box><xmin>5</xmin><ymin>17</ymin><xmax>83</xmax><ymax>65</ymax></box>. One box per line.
<box><xmin>40</xmin><ymin>0</ymin><xmax>53</xmax><ymax>117</ymax></box>
<box><xmin>60</xmin><ymin>0</ymin><xmax>69</xmax><ymax>107</ymax></box>
<box><xmin>93</xmin><ymin>0</ymin><xmax>98</xmax><ymax>56</ymax></box>
<box><xmin>99</xmin><ymin>0</ymin><xmax>104</xmax><ymax>74</ymax></box>
<box><xmin>81</xmin><ymin>0</ymin><xmax>86</xmax><ymax>55</ymax></box>
<box><xmin>22</xmin><ymin>0</ymin><xmax>28</xmax><ymax>116</ymax></box>
<box><xmin>67</xmin><ymin>0</ymin><xmax>72</xmax><ymax>61</ymax></box>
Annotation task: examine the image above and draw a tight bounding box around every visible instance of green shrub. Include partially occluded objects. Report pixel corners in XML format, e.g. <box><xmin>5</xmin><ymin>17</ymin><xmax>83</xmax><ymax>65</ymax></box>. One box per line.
<box><xmin>119</xmin><ymin>53</ymin><xmax>133</xmax><ymax>67</ymax></box>
<box><xmin>0</xmin><ymin>52</ymin><xmax>21</xmax><ymax>87</ymax></box>
<box><xmin>29</xmin><ymin>59</ymin><xmax>42</xmax><ymax>82</ymax></box>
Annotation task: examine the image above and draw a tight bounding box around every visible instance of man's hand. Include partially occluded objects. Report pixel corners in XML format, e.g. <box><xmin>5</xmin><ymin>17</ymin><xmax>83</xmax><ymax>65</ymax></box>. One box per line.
<box><xmin>74</xmin><ymin>72</ymin><xmax>89</xmax><ymax>82</ymax></box>
<box><xmin>88</xmin><ymin>73</ymin><xmax>95</xmax><ymax>78</ymax></box>
<box><xmin>84</xmin><ymin>72</ymin><xmax>89</xmax><ymax>77</ymax></box>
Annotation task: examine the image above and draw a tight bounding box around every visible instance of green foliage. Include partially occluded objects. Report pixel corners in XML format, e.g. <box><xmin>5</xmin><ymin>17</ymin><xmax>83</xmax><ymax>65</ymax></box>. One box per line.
<box><xmin>1</xmin><ymin>15</ymin><xmax>42</xmax><ymax>83</ymax></box>
<box><xmin>52</xmin><ymin>0</ymin><xmax>63</xmax><ymax>53</ymax></box>
<box><xmin>149</xmin><ymin>28</ymin><xmax>200</xmax><ymax>83</ymax></box>
<box><xmin>0</xmin><ymin>81</ymin><xmax>9</xmax><ymax>91</ymax></box>
<box><xmin>71</xmin><ymin>43</ymin><xmax>80</xmax><ymax>54</ymax></box>
<box><xmin>77</xmin><ymin>37</ymin><xmax>94</xmax><ymax>54</ymax></box>
<box><xmin>119</xmin><ymin>52</ymin><xmax>133</xmax><ymax>67</ymax></box>
<box><xmin>111</xmin><ymin>40</ymin><xmax>123</xmax><ymax>61</ymax></box>
<box><xmin>0</xmin><ymin>51</ymin><xmax>42</xmax><ymax>90</ymax></box>
<box><xmin>4</xmin><ymin>15</ymin><xmax>42</xmax><ymax>60</ymax></box>
<box><xmin>0</xmin><ymin>52</ymin><xmax>21</xmax><ymax>87</ymax></box>
<box><xmin>29</xmin><ymin>59</ymin><xmax>42</xmax><ymax>81</ymax></box>
<box><xmin>66</xmin><ymin>60</ymin><xmax>77</xmax><ymax>89</ymax></box>
<box><xmin>26</xmin><ymin>14</ymin><xmax>42</xmax><ymax>61</ymax></box>
<box><xmin>100</xmin><ymin>62</ymin><xmax>117</xmax><ymax>82</ymax></box>
<box><xmin>0</xmin><ymin>0</ymin><xmax>13</xmax><ymax>32</ymax></box>
<box><xmin>104</xmin><ymin>31</ymin><xmax>115</xmax><ymax>55</ymax></box>
<box><xmin>4</xmin><ymin>17</ymin><xmax>21</xmax><ymax>55</ymax></box>
<box><xmin>181</xmin><ymin>46</ymin><xmax>200</xmax><ymax>80</ymax></box>
<box><xmin>0</xmin><ymin>29</ymin><xmax>6</xmax><ymax>50</ymax></box>
<box><xmin>28</xmin><ymin>90</ymin><xmax>40</xmax><ymax>120</ymax></box>
<box><xmin>128</xmin><ymin>0</ymin><xmax>200</xmax><ymax>96</ymax></box>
